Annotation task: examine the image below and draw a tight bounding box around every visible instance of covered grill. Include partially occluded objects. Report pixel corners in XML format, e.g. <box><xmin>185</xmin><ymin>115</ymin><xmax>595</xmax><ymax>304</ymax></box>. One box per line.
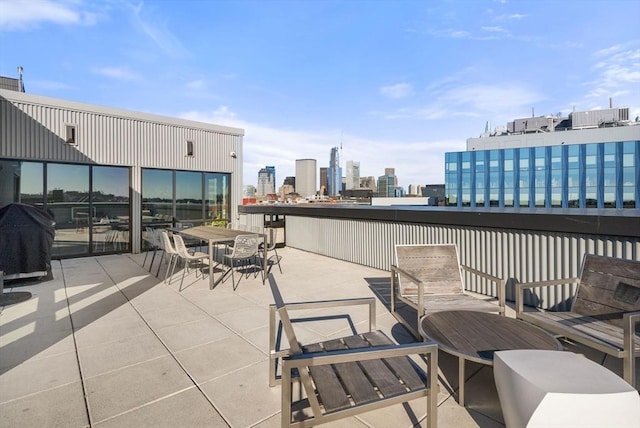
<box><xmin>0</xmin><ymin>203</ymin><xmax>55</xmax><ymax>280</ymax></box>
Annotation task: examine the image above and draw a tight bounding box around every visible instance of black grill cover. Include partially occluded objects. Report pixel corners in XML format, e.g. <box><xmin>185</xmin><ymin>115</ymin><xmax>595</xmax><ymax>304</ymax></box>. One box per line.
<box><xmin>0</xmin><ymin>203</ymin><xmax>55</xmax><ymax>276</ymax></box>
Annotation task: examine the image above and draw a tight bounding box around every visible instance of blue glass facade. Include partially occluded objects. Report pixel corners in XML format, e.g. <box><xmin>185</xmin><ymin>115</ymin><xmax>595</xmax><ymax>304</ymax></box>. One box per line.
<box><xmin>445</xmin><ymin>141</ymin><xmax>639</xmax><ymax>208</ymax></box>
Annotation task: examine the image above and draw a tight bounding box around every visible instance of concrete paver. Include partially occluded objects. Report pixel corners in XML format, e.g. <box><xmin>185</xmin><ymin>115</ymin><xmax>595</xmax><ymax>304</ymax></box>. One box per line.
<box><xmin>3</xmin><ymin>246</ymin><xmax>619</xmax><ymax>427</ymax></box>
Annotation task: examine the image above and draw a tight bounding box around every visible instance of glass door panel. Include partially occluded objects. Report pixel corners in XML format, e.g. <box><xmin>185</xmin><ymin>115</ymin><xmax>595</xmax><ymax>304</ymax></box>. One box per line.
<box><xmin>48</xmin><ymin>163</ymin><xmax>90</xmax><ymax>257</ymax></box>
<box><xmin>92</xmin><ymin>166</ymin><xmax>130</xmax><ymax>253</ymax></box>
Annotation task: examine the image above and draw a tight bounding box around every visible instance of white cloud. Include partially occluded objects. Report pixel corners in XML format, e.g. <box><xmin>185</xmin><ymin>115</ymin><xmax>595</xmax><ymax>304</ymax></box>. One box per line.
<box><xmin>380</xmin><ymin>83</ymin><xmax>414</xmax><ymax>99</ymax></box>
<box><xmin>593</xmin><ymin>44</ymin><xmax>624</xmax><ymax>58</ymax></box>
<box><xmin>586</xmin><ymin>45</ymin><xmax>640</xmax><ymax>100</ymax></box>
<box><xmin>481</xmin><ymin>26</ymin><xmax>507</xmax><ymax>33</ymax></box>
<box><xmin>379</xmin><ymin>82</ymin><xmax>544</xmax><ymax>124</ymax></box>
<box><xmin>179</xmin><ymin>107</ymin><xmax>453</xmax><ymax>187</ymax></box>
<box><xmin>0</xmin><ymin>0</ymin><xmax>99</xmax><ymax>31</ymax></box>
<box><xmin>91</xmin><ymin>66</ymin><xmax>140</xmax><ymax>81</ymax></box>
<box><xmin>495</xmin><ymin>13</ymin><xmax>527</xmax><ymax>21</ymax></box>
<box><xmin>127</xmin><ymin>2</ymin><xmax>187</xmax><ymax>57</ymax></box>
<box><xmin>429</xmin><ymin>28</ymin><xmax>471</xmax><ymax>39</ymax></box>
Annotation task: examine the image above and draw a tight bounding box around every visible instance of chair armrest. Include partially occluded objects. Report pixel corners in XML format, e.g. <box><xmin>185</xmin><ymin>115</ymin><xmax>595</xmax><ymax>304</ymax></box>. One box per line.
<box><xmin>268</xmin><ymin>297</ymin><xmax>378</xmax><ymax>382</ymax></box>
<box><xmin>623</xmin><ymin>311</ymin><xmax>640</xmax><ymax>353</ymax></box>
<box><xmin>271</xmin><ymin>297</ymin><xmax>377</xmax><ymax>330</ymax></box>
<box><xmin>515</xmin><ymin>277</ymin><xmax>579</xmax><ymax>317</ymax></box>
<box><xmin>284</xmin><ymin>341</ymin><xmax>438</xmax><ymax>368</ymax></box>
<box><xmin>391</xmin><ymin>264</ymin><xmax>423</xmax><ymax>286</ymax></box>
<box><xmin>460</xmin><ymin>265</ymin><xmax>506</xmax><ymax>313</ymax></box>
<box><xmin>623</xmin><ymin>311</ymin><xmax>640</xmax><ymax>387</ymax></box>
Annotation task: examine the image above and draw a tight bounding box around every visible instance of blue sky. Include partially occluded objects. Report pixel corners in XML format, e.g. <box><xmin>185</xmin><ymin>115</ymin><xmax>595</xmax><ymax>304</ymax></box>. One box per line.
<box><xmin>1</xmin><ymin>0</ymin><xmax>639</xmax><ymax>189</ymax></box>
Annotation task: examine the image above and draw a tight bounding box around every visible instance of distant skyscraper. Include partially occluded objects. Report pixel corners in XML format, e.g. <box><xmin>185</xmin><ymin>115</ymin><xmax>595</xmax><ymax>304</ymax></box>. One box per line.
<box><xmin>279</xmin><ymin>184</ymin><xmax>295</xmax><ymax>200</ymax></box>
<box><xmin>295</xmin><ymin>159</ymin><xmax>317</xmax><ymax>197</ymax></box>
<box><xmin>384</xmin><ymin>167</ymin><xmax>398</xmax><ymax>187</ymax></box>
<box><xmin>360</xmin><ymin>176</ymin><xmax>376</xmax><ymax>192</ymax></box>
<box><xmin>377</xmin><ymin>173</ymin><xmax>396</xmax><ymax>197</ymax></box>
<box><xmin>346</xmin><ymin>160</ymin><xmax>360</xmax><ymax>190</ymax></box>
<box><xmin>327</xmin><ymin>146</ymin><xmax>342</xmax><ymax>196</ymax></box>
<box><xmin>319</xmin><ymin>167</ymin><xmax>328</xmax><ymax>195</ymax></box>
<box><xmin>257</xmin><ymin>166</ymin><xmax>276</xmax><ymax>195</ymax></box>
<box><xmin>243</xmin><ymin>185</ymin><xmax>256</xmax><ymax>197</ymax></box>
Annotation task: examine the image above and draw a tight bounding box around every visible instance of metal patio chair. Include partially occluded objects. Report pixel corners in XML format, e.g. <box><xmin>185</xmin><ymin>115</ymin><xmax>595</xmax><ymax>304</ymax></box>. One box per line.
<box><xmin>391</xmin><ymin>243</ymin><xmax>506</xmax><ymax>339</ymax></box>
<box><xmin>172</xmin><ymin>234</ymin><xmax>209</xmax><ymax>291</ymax></box>
<box><xmin>268</xmin><ymin>274</ymin><xmax>439</xmax><ymax>428</ymax></box>
<box><xmin>157</xmin><ymin>230</ymin><xmax>180</xmax><ymax>282</ymax></box>
<box><xmin>223</xmin><ymin>233</ymin><xmax>261</xmax><ymax>290</ymax></box>
<box><xmin>261</xmin><ymin>228</ymin><xmax>282</xmax><ymax>274</ymax></box>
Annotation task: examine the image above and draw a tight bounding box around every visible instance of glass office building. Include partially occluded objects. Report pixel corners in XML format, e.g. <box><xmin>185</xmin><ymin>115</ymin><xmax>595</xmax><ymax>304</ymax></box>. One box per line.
<box><xmin>445</xmin><ymin>140</ymin><xmax>639</xmax><ymax>209</ymax></box>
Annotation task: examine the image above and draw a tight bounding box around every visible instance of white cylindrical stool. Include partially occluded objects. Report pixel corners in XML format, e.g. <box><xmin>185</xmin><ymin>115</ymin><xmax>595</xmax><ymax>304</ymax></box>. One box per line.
<box><xmin>494</xmin><ymin>350</ymin><xmax>640</xmax><ymax>428</ymax></box>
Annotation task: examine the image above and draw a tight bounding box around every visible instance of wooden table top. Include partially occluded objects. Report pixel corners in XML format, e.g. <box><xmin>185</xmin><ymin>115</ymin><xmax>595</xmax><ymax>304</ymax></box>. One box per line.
<box><xmin>178</xmin><ymin>226</ymin><xmax>263</xmax><ymax>243</ymax></box>
<box><xmin>419</xmin><ymin>310</ymin><xmax>561</xmax><ymax>365</ymax></box>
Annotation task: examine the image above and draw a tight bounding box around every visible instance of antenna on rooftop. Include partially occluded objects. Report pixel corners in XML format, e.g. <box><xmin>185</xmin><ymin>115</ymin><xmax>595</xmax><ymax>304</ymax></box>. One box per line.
<box><xmin>17</xmin><ymin>66</ymin><xmax>25</xmax><ymax>92</ymax></box>
<box><xmin>340</xmin><ymin>129</ymin><xmax>343</xmax><ymax>169</ymax></box>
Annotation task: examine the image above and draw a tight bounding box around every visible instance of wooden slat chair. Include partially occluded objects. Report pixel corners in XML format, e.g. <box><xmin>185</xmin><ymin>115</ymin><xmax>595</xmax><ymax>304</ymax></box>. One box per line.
<box><xmin>268</xmin><ymin>274</ymin><xmax>439</xmax><ymax>428</ymax></box>
<box><xmin>391</xmin><ymin>244</ymin><xmax>506</xmax><ymax>339</ymax></box>
<box><xmin>516</xmin><ymin>254</ymin><xmax>640</xmax><ymax>388</ymax></box>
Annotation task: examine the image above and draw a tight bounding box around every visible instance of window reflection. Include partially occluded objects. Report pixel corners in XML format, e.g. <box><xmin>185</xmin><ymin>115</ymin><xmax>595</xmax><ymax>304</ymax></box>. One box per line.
<box><xmin>176</xmin><ymin>171</ymin><xmax>203</xmax><ymax>222</ymax></box>
<box><xmin>142</xmin><ymin>169</ymin><xmax>173</xmax><ymax>223</ymax></box>
<box><xmin>0</xmin><ymin>160</ymin><xmax>43</xmax><ymax>208</ymax></box>
<box><xmin>445</xmin><ymin>141</ymin><xmax>638</xmax><ymax>209</ymax></box>
<box><xmin>93</xmin><ymin>166</ymin><xmax>130</xmax><ymax>253</ymax></box>
<box><xmin>205</xmin><ymin>173</ymin><xmax>230</xmax><ymax>225</ymax></box>
<box><xmin>47</xmin><ymin>163</ymin><xmax>90</xmax><ymax>257</ymax></box>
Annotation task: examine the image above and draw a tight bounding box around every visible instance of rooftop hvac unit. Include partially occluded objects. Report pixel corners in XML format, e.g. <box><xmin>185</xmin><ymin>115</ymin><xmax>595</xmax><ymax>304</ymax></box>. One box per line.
<box><xmin>570</xmin><ymin>108</ymin><xmax>630</xmax><ymax>129</ymax></box>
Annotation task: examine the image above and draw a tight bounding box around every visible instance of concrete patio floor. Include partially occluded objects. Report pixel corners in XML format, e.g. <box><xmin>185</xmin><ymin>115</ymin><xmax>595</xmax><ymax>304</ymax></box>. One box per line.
<box><xmin>0</xmin><ymin>247</ymin><xmax>629</xmax><ymax>427</ymax></box>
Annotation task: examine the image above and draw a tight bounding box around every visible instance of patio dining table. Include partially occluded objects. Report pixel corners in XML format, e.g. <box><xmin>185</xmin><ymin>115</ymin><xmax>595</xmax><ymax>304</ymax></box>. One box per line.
<box><xmin>419</xmin><ymin>310</ymin><xmax>561</xmax><ymax>406</ymax></box>
<box><xmin>176</xmin><ymin>226</ymin><xmax>267</xmax><ymax>289</ymax></box>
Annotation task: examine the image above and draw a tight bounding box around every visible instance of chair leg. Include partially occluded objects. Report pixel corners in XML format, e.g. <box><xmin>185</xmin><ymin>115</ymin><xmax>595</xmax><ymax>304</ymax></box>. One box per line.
<box><xmin>274</xmin><ymin>248</ymin><xmax>282</xmax><ymax>274</ymax></box>
<box><xmin>148</xmin><ymin>247</ymin><xmax>157</xmax><ymax>272</ymax></box>
<box><xmin>179</xmin><ymin>261</ymin><xmax>188</xmax><ymax>291</ymax></box>
<box><xmin>165</xmin><ymin>255</ymin><xmax>177</xmax><ymax>284</ymax></box>
<box><xmin>156</xmin><ymin>251</ymin><xmax>165</xmax><ymax>277</ymax></box>
<box><xmin>231</xmin><ymin>264</ymin><xmax>237</xmax><ymax>290</ymax></box>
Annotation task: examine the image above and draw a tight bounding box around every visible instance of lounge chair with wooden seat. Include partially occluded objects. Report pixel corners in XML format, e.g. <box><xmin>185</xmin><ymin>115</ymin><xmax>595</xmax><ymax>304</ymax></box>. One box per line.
<box><xmin>391</xmin><ymin>243</ymin><xmax>506</xmax><ymax>339</ymax></box>
<box><xmin>516</xmin><ymin>254</ymin><xmax>640</xmax><ymax>388</ymax></box>
<box><xmin>268</xmin><ymin>274</ymin><xmax>439</xmax><ymax>428</ymax></box>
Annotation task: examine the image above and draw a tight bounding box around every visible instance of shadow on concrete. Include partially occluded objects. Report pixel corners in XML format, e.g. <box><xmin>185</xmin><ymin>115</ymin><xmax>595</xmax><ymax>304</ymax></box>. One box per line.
<box><xmin>0</xmin><ymin>257</ymin><xmax>160</xmax><ymax>376</ymax></box>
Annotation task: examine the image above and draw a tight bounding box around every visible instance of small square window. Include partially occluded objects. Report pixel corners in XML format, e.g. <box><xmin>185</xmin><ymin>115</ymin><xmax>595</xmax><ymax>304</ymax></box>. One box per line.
<box><xmin>186</xmin><ymin>140</ymin><xmax>193</xmax><ymax>156</ymax></box>
<box><xmin>66</xmin><ymin>125</ymin><xmax>77</xmax><ymax>145</ymax></box>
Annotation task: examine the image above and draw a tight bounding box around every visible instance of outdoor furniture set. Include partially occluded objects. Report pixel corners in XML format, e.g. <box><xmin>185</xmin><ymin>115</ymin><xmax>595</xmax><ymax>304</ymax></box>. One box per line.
<box><xmin>145</xmin><ymin>230</ymin><xmax>639</xmax><ymax>426</ymax></box>
<box><xmin>143</xmin><ymin>225</ymin><xmax>282</xmax><ymax>290</ymax></box>
<box><xmin>387</xmin><ymin>244</ymin><xmax>640</xmax><ymax>426</ymax></box>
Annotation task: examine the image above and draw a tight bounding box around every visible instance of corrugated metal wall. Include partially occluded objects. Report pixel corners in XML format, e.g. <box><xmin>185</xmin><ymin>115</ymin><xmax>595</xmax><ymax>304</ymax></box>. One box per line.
<box><xmin>1</xmin><ymin>94</ymin><xmax>242</xmax><ymax>171</ymax></box>
<box><xmin>1</xmin><ymin>90</ymin><xmax>244</xmax><ymax>253</ymax></box>
<box><xmin>263</xmin><ymin>214</ymin><xmax>640</xmax><ymax>310</ymax></box>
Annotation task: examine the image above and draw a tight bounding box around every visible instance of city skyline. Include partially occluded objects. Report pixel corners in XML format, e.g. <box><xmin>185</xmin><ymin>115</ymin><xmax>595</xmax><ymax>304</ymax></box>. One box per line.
<box><xmin>2</xmin><ymin>0</ymin><xmax>639</xmax><ymax>187</ymax></box>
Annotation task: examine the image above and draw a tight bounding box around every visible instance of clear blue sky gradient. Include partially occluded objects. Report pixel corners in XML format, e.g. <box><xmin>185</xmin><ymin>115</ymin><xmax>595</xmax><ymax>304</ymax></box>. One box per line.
<box><xmin>1</xmin><ymin>0</ymin><xmax>639</xmax><ymax>189</ymax></box>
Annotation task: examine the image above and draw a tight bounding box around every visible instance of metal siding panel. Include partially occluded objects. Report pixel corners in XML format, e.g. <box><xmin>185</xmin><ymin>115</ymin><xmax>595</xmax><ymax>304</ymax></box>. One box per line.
<box><xmin>279</xmin><ymin>216</ymin><xmax>639</xmax><ymax>309</ymax></box>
